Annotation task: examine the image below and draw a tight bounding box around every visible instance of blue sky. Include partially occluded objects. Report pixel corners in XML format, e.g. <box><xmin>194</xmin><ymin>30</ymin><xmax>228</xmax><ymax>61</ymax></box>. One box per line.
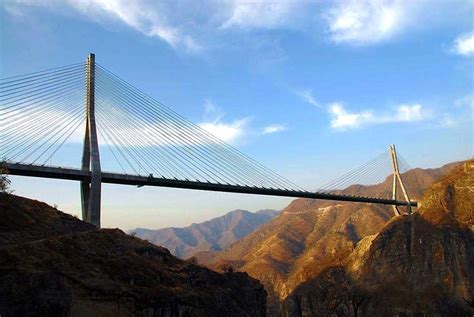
<box><xmin>1</xmin><ymin>0</ymin><xmax>473</xmax><ymax>230</ymax></box>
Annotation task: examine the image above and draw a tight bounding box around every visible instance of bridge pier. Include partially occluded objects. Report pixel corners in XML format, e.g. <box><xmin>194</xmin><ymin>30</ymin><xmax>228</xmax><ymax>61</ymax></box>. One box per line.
<box><xmin>389</xmin><ymin>144</ymin><xmax>412</xmax><ymax>216</ymax></box>
<box><xmin>81</xmin><ymin>53</ymin><xmax>102</xmax><ymax>228</ymax></box>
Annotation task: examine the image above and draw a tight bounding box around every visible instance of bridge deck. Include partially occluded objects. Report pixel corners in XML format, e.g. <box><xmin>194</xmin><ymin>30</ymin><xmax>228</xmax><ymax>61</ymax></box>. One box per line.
<box><xmin>1</xmin><ymin>162</ymin><xmax>417</xmax><ymax>207</ymax></box>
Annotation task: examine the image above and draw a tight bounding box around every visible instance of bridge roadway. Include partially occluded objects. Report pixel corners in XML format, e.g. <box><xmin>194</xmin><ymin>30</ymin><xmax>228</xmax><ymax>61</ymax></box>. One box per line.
<box><xmin>1</xmin><ymin>162</ymin><xmax>417</xmax><ymax>207</ymax></box>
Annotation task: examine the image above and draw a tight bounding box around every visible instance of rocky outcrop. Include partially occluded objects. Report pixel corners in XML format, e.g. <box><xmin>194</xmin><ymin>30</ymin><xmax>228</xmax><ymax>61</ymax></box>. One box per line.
<box><xmin>197</xmin><ymin>164</ymin><xmax>456</xmax><ymax>315</ymax></box>
<box><xmin>0</xmin><ymin>194</ymin><xmax>267</xmax><ymax>317</ymax></box>
<box><xmin>283</xmin><ymin>161</ymin><xmax>473</xmax><ymax>316</ymax></box>
<box><xmin>200</xmin><ymin>162</ymin><xmax>465</xmax><ymax>316</ymax></box>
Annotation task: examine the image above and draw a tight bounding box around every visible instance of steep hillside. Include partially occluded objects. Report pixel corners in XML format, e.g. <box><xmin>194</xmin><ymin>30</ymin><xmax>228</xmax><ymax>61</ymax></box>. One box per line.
<box><xmin>0</xmin><ymin>193</ymin><xmax>95</xmax><ymax>247</ymax></box>
<box><xmin>0</xmin><ymin>194</ymin><xmax>267</xmax><ymax>316</ymax></box>
<box><xmin>201</xmin><ymin>162</ymin><xmax>461</xmax><ymax>315</ymax></box>
<box><xmin>134</xmin><ymin>209</ymin><xmax>280</xmax><ymax>258</ymax></box>
<box><xmin>284</xmin><ymin>161</ymin><xmax>473</xmax><ymax>316</ymax></box>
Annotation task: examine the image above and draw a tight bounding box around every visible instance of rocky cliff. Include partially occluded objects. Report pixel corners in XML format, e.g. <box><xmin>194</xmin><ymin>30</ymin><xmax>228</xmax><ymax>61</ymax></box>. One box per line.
<box><xmin>0</xmin><ymin>193</ymin><xmax>267</xmax><ymax>317</ymax></box>
<box><xmin>200</xmin><ymin>162</ymin><xmax>464</xmax><ymax>315</ymax></box>
<box><xmin>283</xmin><ymin>161</ymin><xmax>473</xmax><ymax>316</ymax></box>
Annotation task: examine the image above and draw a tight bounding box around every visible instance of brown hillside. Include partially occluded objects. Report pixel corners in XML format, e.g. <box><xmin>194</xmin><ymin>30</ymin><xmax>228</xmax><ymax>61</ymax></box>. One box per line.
<box><xmin>0</xmin><ymin>194</ymin><xmax>266</xmax><ymax>317</ymax></box>
<box><xmin>0</xmin><ymin>193</ymin><xmax>96</xmax><ymax>247</ymax></box>
<box><xmin>200</xmin><ymin>162</ymin><xmax>462</xmax><ymax>315</ymax></box>
<box><xmin>284</xmin><ymin>161</ymin><xmax>473</xmax><ymax>316</ymax></box>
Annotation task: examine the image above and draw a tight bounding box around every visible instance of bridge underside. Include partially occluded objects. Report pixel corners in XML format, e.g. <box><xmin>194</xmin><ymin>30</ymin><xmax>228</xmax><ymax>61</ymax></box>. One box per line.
<box><xmin>2</xmin><ymin>162</ymin><xmax>417</xmax><ymax>207</ymax></box>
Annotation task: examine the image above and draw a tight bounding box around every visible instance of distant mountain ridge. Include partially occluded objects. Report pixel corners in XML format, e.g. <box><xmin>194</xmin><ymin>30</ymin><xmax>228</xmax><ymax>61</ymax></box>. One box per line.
<box><xmin>197</xmin><ymin>161</ymin><xmax>463</xmax><ymax>315</ymax></box>
<box><xmin>133</xmin><ymin>209</ymin><xmax>280</xmax><ymax>258</ymax></box>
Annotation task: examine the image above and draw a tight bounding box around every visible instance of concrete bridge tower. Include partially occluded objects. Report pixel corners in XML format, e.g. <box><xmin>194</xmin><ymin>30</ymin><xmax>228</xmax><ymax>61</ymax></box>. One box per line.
<box><xmin>80</xmin><ymin>53</ymin><xmax>102</xmax><ymax>228</ymax></box>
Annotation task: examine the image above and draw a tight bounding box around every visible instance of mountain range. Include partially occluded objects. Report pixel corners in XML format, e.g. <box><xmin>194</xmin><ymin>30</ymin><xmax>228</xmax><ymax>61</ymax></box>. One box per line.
<box><xmin>133</xmin><ymin>209</ymin><xmax>280</xmax><ymax>258</ymax></box>
<box><xmin>1</xmin><ymin>160</ymin><xmax>471</xmax><ymax>316</ymax></box>
<box><xmin>197</xmin><ymin>161</ymin><xmax>473</xmax><ymax>315</ymax></box>
<box><xmin>284</xmin><ymin>160</ymin><xmax>473</xmax><ymax>315</ymax></box>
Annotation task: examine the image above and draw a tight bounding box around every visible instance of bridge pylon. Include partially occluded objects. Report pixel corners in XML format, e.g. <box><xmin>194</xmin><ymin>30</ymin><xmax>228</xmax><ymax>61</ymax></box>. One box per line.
<box><xmin>80</xmin><ymin>53</ymin><xmax>102</xmax><ymax>228</ymax></box>
<box><xmin>0</xmin><ymin>56</ymin><xmax>420</xmax><ymax>227</ymax></box>
<box><xmin>389</xmin><ymin>144</ymin><xmax>412</xmax><ymax>216</ymax></box>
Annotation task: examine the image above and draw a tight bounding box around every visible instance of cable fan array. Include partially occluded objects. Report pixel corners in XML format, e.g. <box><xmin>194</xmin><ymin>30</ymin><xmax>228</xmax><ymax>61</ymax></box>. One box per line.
<box><xmin>1</xmin><ymin>63</ymin><xmax>86</xmax><ymax>165</ymax></box>
<box><xmin>318</xmin><ymin>151</ymin><xmax>412</xmax><ymax>199</ymax></box>
<box><xmin>0</xmin><ymin>60</ymin><xmax>415</xmax><ymax>199</ymax></box>
<box><xmin>0</xmin><ymin>61</ymin><xmax>302</xmax><ymax>191</ymax></box>
<box><xmin>94</xmin><ymin>64</ymin><xmax>304</xmax><ymax>191</ymax></box>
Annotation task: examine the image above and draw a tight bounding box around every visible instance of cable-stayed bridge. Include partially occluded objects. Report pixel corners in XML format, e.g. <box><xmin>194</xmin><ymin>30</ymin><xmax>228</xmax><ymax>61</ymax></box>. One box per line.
<box><xmin>1</xmin><ymin>54</ymin><xmax>417</xmax><ymax>228</ymax></box>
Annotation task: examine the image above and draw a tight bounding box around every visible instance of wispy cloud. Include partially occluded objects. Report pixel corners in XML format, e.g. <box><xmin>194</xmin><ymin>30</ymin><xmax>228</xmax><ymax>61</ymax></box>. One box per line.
<box><xmin>4</xmin><ymin>0</ymin><xmax>473</xmax><ymax>52</ymax></box>
<box><xmin>437</xmin><ymin>114</ymin><xmax>456</xmax><ymax>128</ymax></box>
<box><xmin>328</xmin><ymin>102</ymin><xmax>427</xmax><ymax>130</ymax></box>
<box><xmin>198</xmin><ymin>99</ymin><xmax>250</xmax><ymax>144</ymax></box>
<box><xmin>221</xmin><ymin>0</ymin><xmax>300</xmax><ymax>30</ymax></box>
<box><xmin>455</xmin><ymin>94</ymin><xmax>474</xmax><ymax>110</ymax></box>
<box><xmin>262</xmin><ymin>124</ymin><xmax>287</xmax><ymax>134</ymax></box>
<box><xmin>325</xmin><ymin>0</ymin><xmax>409</xmax><ymax>45</ymax></box>
<box><xmin>451</xmin><ymin>31</ymin><xmax>474</xmax><ymax>56</ymax></box>
<box><xmin>295</xmin><ymin>89</ymin><xmax>320</xmax><ymax>107</ymax></box>
<box><xmin>4</xmin><ymin>0</ymin><xmax>202</xmax><ymax>53</ymax></box>
<box><xmin>199</xmin><ymin>119</ymin><xmax>249</xmax><ymax>144</ymax></box>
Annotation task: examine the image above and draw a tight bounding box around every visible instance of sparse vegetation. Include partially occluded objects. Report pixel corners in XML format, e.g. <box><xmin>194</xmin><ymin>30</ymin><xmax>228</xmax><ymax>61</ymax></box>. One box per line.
<box><xmin>219</xmin><ymin>263</ymin><xmax>235</xmax><ymax>274</ymax></box>
<box><xmin>0</xmin><ymin>194</ymin><xmax>267</xmax><ymax>316</ymax></box>
<box><xmin>0</xmin><ymin>167</ymin><xmax>11</xmax><ymax>193</ymax></box>
<box><xmin>130</xmin><ymin>231</ymin><xmax>137</xmax><ymax>237</ymax></box>
<box><xmin>187</xmin><ymin>256</ymin><xmax>199</xmax><ymax>265</ymax></box>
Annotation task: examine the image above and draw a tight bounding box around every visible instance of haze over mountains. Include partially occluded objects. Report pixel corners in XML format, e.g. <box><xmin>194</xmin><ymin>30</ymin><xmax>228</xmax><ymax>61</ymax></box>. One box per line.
<box><xmin>197</xmin><ymin>161</ymin><xmax>472</xmax><ymax>315</ymax></box>
<box><xmin>133</xmin><ymin>209</ymin><xmax>280</xmax><ymax>258</ymax></box>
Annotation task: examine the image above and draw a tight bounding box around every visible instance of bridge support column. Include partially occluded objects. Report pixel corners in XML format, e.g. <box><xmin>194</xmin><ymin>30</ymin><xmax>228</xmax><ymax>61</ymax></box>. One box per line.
<box><xmin>81</xmin><ymin>53</ymin><xmax>102</xmax><ymax>228</ymax></box>
<box><xmin>389</xmin><ymin>144</ymin><xmax>412</xmax><ymax>215</ymax></box>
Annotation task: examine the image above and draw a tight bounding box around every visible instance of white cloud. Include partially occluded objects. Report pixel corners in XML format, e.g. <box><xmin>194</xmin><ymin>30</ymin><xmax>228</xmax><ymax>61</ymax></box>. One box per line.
<box><xmin>451</xmin><ymin>31</ymin><xmax>474</xmax><ymax>56</ymax></box>
<box><xmin>329</xmin><ymin>102</ymin><xmax>373</xmax><ymax>129</ymax></box>
<box><xmin>198</xmin><ymin>99</ymin><xmax>250</xmax><ymax>144</ymax></box>
<box><xmin>199</xmin><ymin>119</ymin><xmax>248</xmax><ymax>143</ymax></box>
<box><xmin>394</xmin><ymin>104</ymin><xmax>424</xmax><ymax>121</ymax></box>
<box><xmin>221</xmin><ymin>0</ymin><xmax>299</xmax><ymax>29</ymax></box>
<box><xmin>77</xmin><ymin>0</ymin><xmax>202</xmax><ymax>53</ymax></box>
<box><xmin>295</xmin><ymin>89</ymin><xmax>320</xmax><ymax>107</ymax></box>
<box><xmin>326</xmin><ymin>0</ymin><xmax>409</xmax><ymax>45</ymax></box>
<box><xmin>4</xmin><ymin>0</ymin><xmax>473</xmax><ymax>52</ymax></box>
<box><xmin>5</xmin><ymin>0</ymin><xmax>201</xmax><ymax>53</ymax></box>
<box><xmin>202</xmin><ymin>99</ymin><xmax>225</xmax><ymax>122</ymax></box>
<box><xmin>328</xmin><ymin>102</ymin><xmax>427</xmax><ymax>130</ymax></box>
<box><xmin>262</xmin><ymin>124</ymin><xmax>287</xmax><ymax>134</ymax></box>
<box><xmin>102</xmin><ymin>100</ymin><xmax>250</xmax><ymax>145</ymax></box>
<box><xmin>201</xmin><ymin>100</ymin><xmax>288</xmax><ymax>140</ymax></box>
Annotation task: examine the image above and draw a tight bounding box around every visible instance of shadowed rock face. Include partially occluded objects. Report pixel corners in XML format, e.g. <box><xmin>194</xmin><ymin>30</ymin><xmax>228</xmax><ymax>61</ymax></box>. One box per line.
<box><xmin>198</xmin><ymin>162</ymin><xmax>464</xmax><ymax>316</ymax></box>
<box><xmin>133</xmin><ymin>209</ymin><xmax>280</xmax><ymax>259</ymax></box>
<box><xmin>0</xmin><ymin>194</ymin><xmax>267</xmax><ymax>317</ymax></box>
<box><xmin>0</xmin><ymin>193</ymin><xmax>96</xmax><ymax>247</ymax></box>
<box><xmin>283</xmin><ymin>162</ymin><xmax>473</xmax><ymax>316</ymax></box>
